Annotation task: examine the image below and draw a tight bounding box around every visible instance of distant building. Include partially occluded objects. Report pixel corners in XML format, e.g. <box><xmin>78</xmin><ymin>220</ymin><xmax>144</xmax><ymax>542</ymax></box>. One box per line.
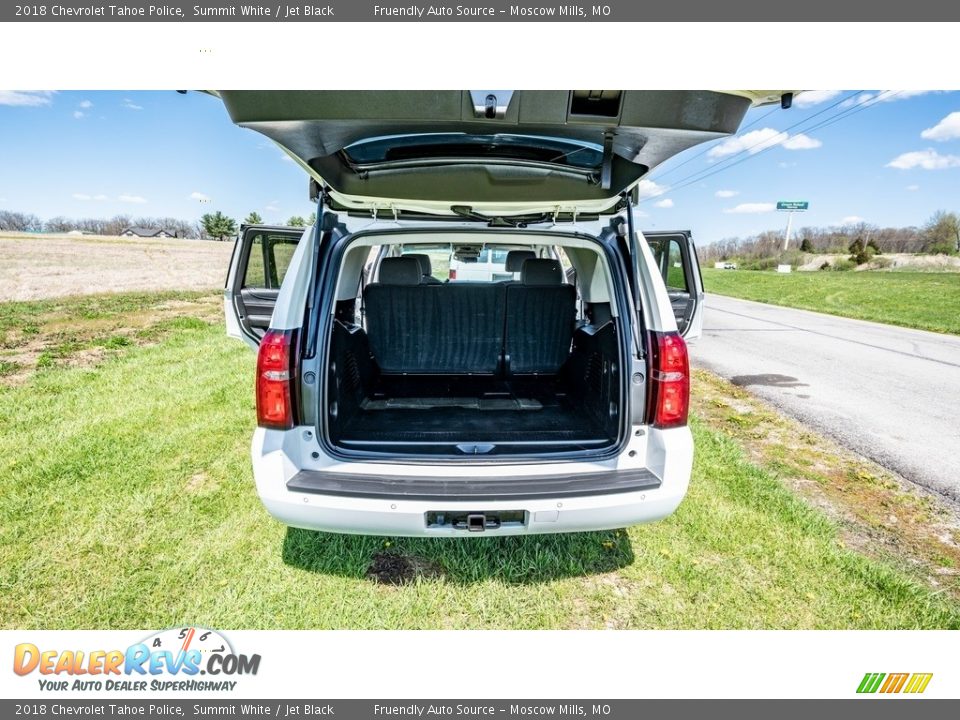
<box><xmin>119</xmin><ymin>227</ymin><xmax>176</xmax><ymax>238</ymax></box>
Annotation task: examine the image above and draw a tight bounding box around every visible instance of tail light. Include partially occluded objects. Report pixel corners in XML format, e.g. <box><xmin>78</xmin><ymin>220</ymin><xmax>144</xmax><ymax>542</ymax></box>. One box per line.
<box><xmin>256</xmin><ymin>329</ymin><xmax>297</xmax><ymax>430</ymax></box>
<box><xmin>449</xmin><ymin>268</ymin><xmax>457</xmax><ymax>280</ymax></box>
<box><xmin>646</xmin><ymin>331</ymin><xmax>689</xmax><ymax>429</ymax></box>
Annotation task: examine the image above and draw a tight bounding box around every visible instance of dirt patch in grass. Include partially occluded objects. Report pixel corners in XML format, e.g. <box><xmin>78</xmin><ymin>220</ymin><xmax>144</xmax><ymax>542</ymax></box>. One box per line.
<box><xmin>692</xmin><ymin>368</ymin><xmax>960</xmax><ymax>599</ymax></box>
<box><xmin>366</xmin><ymin>552</ymin><xmax>444</xmax><ymax>585</ymax></box>
<box><xmin>0</xmin><ymin>291</ymin><xmax>221</xmax><ymax>385</ymax></box>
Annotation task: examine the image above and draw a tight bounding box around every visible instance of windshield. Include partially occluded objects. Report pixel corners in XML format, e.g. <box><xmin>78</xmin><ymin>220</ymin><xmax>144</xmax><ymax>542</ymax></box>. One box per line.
<box><xmin>344</xmin><ymin>133</ymin><xmax>603</xmax><ymax>169</ymax></box>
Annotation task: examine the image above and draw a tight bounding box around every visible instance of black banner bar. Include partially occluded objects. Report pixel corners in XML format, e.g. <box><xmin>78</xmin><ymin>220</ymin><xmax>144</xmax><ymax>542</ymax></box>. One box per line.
<box><xmin>2</xmin><ymin>700</ymin><xmax>959</xmax><ymax>719</ymax></box>
<box><xmin>3</xmin><ymin>0</ymin><xmax>958</xmax><ymax>22</ymax></box>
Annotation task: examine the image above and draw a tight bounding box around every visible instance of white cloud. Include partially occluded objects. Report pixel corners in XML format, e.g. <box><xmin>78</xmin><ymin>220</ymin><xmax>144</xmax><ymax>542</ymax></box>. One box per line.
<box><xmin>840</xmin><ymin>216</ymin><xmax>865</xmax><ymax>225</ymax></box>
<box><xmin>118</xmin><ymin>194</ymin><xmax>147</xmax><ymax>204</ymax></box>
<box><xmin>841</xmin><ymin>92</ymin><xmax>877</xmax><ymax>108</ymax></box>
<box><xmin>654</xmin><ymin>198</ymin><xmax>674</xmax><ymax>208</ymax></box>
<box><xmin>723</xmin><ymin>202</ymin><xmax>776</xmax><ymax>214</ymax></box>
<box><xmin>778</xmin><ymin>161</ymin><xmax>797</xmax><ymax>169</ymax></box>
<box><xmin>921</xmin><ymin>111</ymin><xmax>960</xmax><ymax>142</ymax></box>
<box><xmin>886</xmin><ymin>149</ymin><xmax>960</xmax><ymax>170</ymax></box>
<box><xmin>122</xmin><ymin>99</ymin><xmax>143</xmax><ymax>111</ymax></box>
<box><xmin>190</xmin><ymin>191</ymin><xmax>211</xmax><ymax>202</ymax></box>
<box><xmin>781</xmin><ymin>133</ymin><xmax>822</xmax><ymax>150</ymax></box>
<box><xmin>714</xmin><ymin>189</ymin><xmax>739</xmax><ymax>198</ymax></box>
<box><xmin>905</xmin><ymin>184</ymin><xmax>920</xmax><ymax>191</ymax></box>
<box><xmin>635</xmin><ymin>178</ymin><xmax>668</xmax><ymax>200</ymax></box>
<box><xmin>72</xmin><ymin>110</ymin><xmax>85</xmax><ymax>119</ymax></box>
<box><xmin>0</xmin><ymin>91</ymin><xmax>55</xmax><ymax>107</ymax></box>
<box><xmin>78</xmin><ymin>100</ymin><xmax>93</xmax><ymax>109</ymax></box>
<box><xmin>72</xmin><ymin>193</ymin><xmax>92</xmax><ymax>201</ymax></box>
<box><xmin>280</xmin><ymin>153</ymin><xmax>294</xmax><ymax>163</ymax></box>
<box><xmin>708</xmin><ymin>128</ymin><xmax>821</xmax><ymax>159</ymax></box>
<box><xmin>891</xmin><ymin>91</ymin><xmax>944</xmax><ymax>101</ymax></box>
<box><xmin>793</xmin><ymin>90</ymin><xmax>842</xmax><ymax>108</ymax></box>
<box><xmin>265</xmin><ymin>201</ymin><xmax>280</xmax><ymax>212</ymax></box>
<box><xmin>632</xmin><ymin>209</ymin><xmax>649</xmax><ymax>219</ymax></box>
<box><xmin>842</xmin><ymin>90</ymin><xmax>945</xmax><ymax>108</ymax></box>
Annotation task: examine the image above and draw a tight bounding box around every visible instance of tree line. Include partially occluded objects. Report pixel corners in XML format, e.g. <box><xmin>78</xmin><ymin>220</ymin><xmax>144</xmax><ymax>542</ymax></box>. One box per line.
<box><xmin>699</xmin><ymin>210</ymin><xmax>960</xmax><ymax>263</ymax></box>
<box><xmin>0</xmin><ymin>209</ymin><xmax>317</xmax><ymax>241</ymax></box>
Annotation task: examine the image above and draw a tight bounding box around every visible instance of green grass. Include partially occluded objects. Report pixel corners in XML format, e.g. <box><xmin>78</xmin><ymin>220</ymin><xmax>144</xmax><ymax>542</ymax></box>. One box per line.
<box><xmin>702</xmin><ymin>268</ymin><xmax>960</xmax><ymax>335</ymax></box>
<box><xmin>2</xmin><ymin>293</ymin><xmax>959</xmax><ymax>629</ymax></box>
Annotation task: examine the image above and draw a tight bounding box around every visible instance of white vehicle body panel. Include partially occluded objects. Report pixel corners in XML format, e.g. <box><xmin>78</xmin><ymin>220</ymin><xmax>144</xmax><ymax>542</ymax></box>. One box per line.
<box><xmin>251</xmin><ymin>425</ymin><xmax>692</xmax><ymax>537</ymax></box>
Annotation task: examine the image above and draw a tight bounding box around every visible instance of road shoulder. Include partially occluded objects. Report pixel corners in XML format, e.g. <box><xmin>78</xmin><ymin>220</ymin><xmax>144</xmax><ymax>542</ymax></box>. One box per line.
<box><xmin>693</xmin><ymin>368</ymin><xmax>960</xmax><ymax>602</ymax></box>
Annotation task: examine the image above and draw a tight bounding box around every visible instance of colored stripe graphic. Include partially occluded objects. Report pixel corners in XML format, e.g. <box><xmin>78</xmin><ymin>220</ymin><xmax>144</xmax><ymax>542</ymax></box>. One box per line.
<box><xmin>857</xmin><ymin>672</ymin><xmax>932</xmax><ymax>694</ymax></box>
<box><xmin>880</xmin><ymin>673</ymin><xmax>909</xmax><ymax>693</ymax></box>
<box><xmin>857</xmin><ymin>673</ymin><xmax>885</xmax><ymax>694</ymax></box>
<box><xmin>904</xmin><ymin>673</ymin><xmax>933</xmax><ymax>694</ymax></box>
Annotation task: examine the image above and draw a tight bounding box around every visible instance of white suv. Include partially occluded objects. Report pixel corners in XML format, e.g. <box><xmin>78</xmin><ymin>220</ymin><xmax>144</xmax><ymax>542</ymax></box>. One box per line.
<box><xmin>218</xmin><ymin>90</ymin><xmax>786</xmax><ymax>536</ymax></box>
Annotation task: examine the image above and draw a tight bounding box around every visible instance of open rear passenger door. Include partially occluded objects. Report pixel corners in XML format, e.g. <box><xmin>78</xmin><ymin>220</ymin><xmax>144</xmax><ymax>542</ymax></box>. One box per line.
<box><xmin>224</xmin><ymin>225</ymin><xmax>305</xmax><ymax>349</ymax></box>
<box><xmin>643</xmin><ymin>231</ymin><xmax>704</xmax><ymax>340</ymax></box>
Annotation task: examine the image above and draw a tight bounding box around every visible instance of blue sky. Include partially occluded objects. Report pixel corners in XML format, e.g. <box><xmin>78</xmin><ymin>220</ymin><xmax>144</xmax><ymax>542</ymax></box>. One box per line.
<box><xmin>1</xmin><ymin>90</ymin><xmax>958</xmax><ymax>245</ymax></box>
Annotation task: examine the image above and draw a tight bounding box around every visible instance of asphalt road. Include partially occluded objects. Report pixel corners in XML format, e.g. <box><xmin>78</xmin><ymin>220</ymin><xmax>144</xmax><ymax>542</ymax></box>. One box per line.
<box><xmin>689</xmin><ymin>294</ymin><xmax>960</xmax><ymax>503</ymax></box>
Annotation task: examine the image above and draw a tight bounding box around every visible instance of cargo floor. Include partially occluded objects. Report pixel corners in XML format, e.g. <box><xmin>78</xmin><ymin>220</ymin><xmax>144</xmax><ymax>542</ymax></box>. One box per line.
<box><xmin>336</xmin><ymin>377</ymin><xmax>610</xmax><ymax>447</ymax></box>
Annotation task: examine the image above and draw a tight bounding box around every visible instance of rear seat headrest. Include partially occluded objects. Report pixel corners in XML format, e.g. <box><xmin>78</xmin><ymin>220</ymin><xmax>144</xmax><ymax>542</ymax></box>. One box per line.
<box><xmin>521</xmin><ymin>258</ymin><xmax>564</xmax><ymax>286</ymax></box>
<box><xmin>404</xmin><ymin>253</ymin><xmax>432</xmax><ymax>276</ymax></box>
<box><xmin>505</xmin><ymin>250</ymin><xmax>536</xmax><ymax>272</ymax></box>
<box><xmin>378</xmin><ymin>257</ymin><xmax>422</xmax><ymax>285</ymax></box>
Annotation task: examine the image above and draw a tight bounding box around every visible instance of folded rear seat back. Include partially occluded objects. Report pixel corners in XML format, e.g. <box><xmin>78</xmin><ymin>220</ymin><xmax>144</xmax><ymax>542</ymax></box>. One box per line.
<box><xmin>364</xmin><ymin>257</ymin><xmax>506</xmax><ymax>374</ymax></box>
<box><xmin>504</xmin><ymin>258</ymin><xmax>576</xmax><ymax>375</ymax></box>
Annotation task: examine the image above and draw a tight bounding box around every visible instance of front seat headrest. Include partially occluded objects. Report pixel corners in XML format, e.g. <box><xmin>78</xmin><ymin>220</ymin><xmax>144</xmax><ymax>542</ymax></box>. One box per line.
<box><xmin>521</xmin><ymin>258</ymin><xmax>564</xmax><ymax>286</ymax></box>
<box><xmin>377</xmin><ymin>257</ymin><xmax>422</xmax><ymax>285</ymax></box>
<box><xmin>405</xmin><ymin>253</ymin><xmax>432</xmax><ymax>276</ymax></box>
<box><xmin>505</xmin><ymin>250</ymin><xmax>536</xmax><ymax>272</ymax></box>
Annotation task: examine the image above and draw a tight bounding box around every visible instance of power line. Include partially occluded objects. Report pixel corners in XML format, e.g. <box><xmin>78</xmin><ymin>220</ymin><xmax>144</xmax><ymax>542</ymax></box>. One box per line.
<box><xmin>652</xmin><ymin>104</ymin><xmax>781</xmax><ymax>181</ymax></box>
<box><xmin>650</xmin><ymin>90</ymin><xmax>895</xmax><ymax>198</ymax></box>
<box><xmin>642</xmin><ymin>90</ymin><xmax>863</xmax><ymax>198</ymax></box>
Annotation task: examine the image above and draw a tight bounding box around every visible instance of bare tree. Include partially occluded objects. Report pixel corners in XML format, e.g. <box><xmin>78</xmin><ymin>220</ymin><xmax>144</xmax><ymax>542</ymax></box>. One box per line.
<box><xmin>0</xmin><ymin>211</ymin><xmax>42</xmax><ymax>232</ymax></box>
<box><xmin>923</xmin><ymin>210</ymin><xmax>960</xmax><ymax>254</ymax></box>
<box><xmin>44</xmin><ymin>216</ymin><xmax>76</xmax><ymax>233</ymax></box>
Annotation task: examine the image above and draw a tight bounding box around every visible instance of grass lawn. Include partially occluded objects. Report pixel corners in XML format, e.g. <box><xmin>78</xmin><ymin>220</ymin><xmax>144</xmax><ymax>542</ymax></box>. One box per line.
<box><xmin>2</xmin><ymin>292</ymin><xmax>960</xmax><ymax>629</ymax></box>
<box><xmin>702</xmin><ymin>268</ymin><xmax>960</xmax><ymax>335</ymax></box>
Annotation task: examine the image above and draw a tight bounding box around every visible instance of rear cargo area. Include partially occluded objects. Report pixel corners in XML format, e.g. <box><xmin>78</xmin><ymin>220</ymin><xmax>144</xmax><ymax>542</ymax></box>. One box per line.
<box><xmin>324</xmin><ymin>255</ymin><xmax>624</xmax><ymax>456</ymax></box>
<box><xmin>337</xmin><ymin>374</ymin><xmax>611</xmax><ymax>449</ymax></box>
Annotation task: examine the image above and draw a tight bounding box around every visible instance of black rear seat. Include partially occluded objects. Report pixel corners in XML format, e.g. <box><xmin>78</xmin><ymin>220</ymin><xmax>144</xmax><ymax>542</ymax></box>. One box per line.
<box><xmin>501</xmin><ymin>250</ymin><xmax>536</xmax><ymax>281</ymax></box>
<box><xmin>504</xmin><ymin>259</ymin><xmax>576</xmax><ymax>374</ymax></box>
<box><xmin>364</xmin><ymin>258</ymin><xmax>506</xmax><ymax>374</ymax></box>
<box><xmin>404</xmin><ymin>253</ymin><xmax>443</xmax><ymax>284</ymax></box>
<box><xmin>364</xmin><ymin>256</ymin><xmax>575</xmax><ymax>376</ymax></box>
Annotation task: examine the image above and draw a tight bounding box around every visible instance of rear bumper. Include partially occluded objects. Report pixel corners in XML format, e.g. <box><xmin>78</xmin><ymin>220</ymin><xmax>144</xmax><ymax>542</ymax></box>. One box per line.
<box><xmin>251</xmin><ymin>425</ymin><xmax>692</xmax><ymax>537</ymax></box>
<box><xmin>286</xmin><ymin>467</ymin><xmax>661</xmax><ymax>501</ymax></box>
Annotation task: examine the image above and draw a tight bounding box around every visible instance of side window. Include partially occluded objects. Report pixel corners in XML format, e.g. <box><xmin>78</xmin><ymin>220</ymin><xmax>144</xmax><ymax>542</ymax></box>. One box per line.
<box><xmin>648</xmin><ymin>237</ymin><xmax>689</xmax><ymax>293</ymax></box>
<box><xmin>665</xmin><ymin>239</ymin><xmax>688</xmax><ymax>291</ymax></box>
<box><xmin>244</xmin><ymin>232</ymin><xmax>300</xmax><ymax>290</ymax></box>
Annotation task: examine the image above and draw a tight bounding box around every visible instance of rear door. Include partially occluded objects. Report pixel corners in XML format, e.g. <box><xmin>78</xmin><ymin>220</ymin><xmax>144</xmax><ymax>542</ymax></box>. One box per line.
<box><xmin>211</xmin><ymin>90</ymin><xmax>772</xmax><ymax>217</ymax></box>
<box><xmin>224</xmin><ymin>225</ymin><xmax>305</xmax><ymax>349</ymax></box>
<box><xmin>643</xmin><ymin>231</ymin><xmax>704</xmax><ymax>339</ymax></box>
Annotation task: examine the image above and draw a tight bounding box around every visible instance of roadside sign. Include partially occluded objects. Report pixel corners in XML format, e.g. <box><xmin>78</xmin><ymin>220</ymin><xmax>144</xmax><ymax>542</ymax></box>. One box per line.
<box><xmin>777</xmin><ymin>201</ymin><xmax>809</xmax><ymax>250</ymax></box>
